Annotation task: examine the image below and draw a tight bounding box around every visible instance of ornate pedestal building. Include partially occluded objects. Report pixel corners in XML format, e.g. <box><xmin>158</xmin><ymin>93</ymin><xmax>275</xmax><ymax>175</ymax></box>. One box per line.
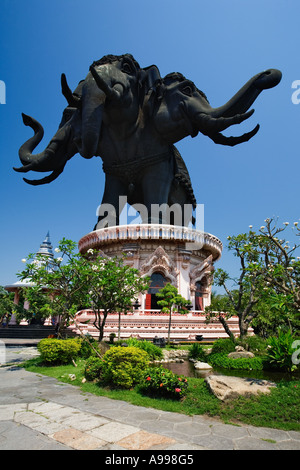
<box><xmin>74</xmin><ymin>224</ymin><xmax>240</xmax><ymax>341</ymax></box>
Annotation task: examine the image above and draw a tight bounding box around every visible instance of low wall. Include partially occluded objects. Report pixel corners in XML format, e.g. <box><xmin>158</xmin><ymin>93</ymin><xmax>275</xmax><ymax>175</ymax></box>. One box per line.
<box><xmin>69</xmin><ymin>309</ymin><xmax>244</xmax><ymax>341</ymax></box>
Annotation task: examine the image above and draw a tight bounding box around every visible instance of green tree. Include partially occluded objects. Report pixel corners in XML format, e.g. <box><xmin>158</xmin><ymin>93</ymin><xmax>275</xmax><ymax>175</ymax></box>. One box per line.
<box><xmin>19</xmin><ymin>239</ymin><xmax>87</xmax><ymax>337</ymax></box>
<box><xmin>248</xmin><ymin>218</ymin><xmax>300</xmax><ymax>333</ymax></box>
<box><xmin>206</xmin><ymin>218</ymin><xmax>300</xmax><ymax>340</ymax></box>
<box><xmin>18</xmin><ymin>239</ymin><xmax>149</xmax><ymax>341</ymax></box>
<box><xmin>0</xmin><ymin>286</ymin><xmax>25</xmax><ymax>327</ymax></box>
<box><xmin>19</xmin><ymin>285</ymin><xmax>53</xmax><ymax>325</ymax></box>
<box><xmin>85</xmin><ymin>250</ymin><xmax>149</xmax><ymax>341</ymax></box>
<box><xmin>155</xmin><ymin>283</ymin><xmax>189</xmax><ymax>344</ymax></box>
<box><xmin>206</xmin><ymin>232</ymin><xmax>264</xmax><ymax>340</ymax></box>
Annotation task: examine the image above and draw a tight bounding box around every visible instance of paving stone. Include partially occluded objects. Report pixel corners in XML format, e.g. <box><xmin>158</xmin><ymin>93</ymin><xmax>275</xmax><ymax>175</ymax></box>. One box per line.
<box><xmin>50</xmin><ymin>427</ymin><xmax>107</xmax><ymax>450</ymax></box>
<box><xmin>96</xmin><ymin>408</ymin><xmax>131</xmax><ymax>421</ymax></box>
<box><xmin>123</xmin><ymin>409</ymin><xmax>161</xmax><ymax>426</ymax></box>
<box><xmin>165</xmin><ymin>442</ymin><xmax>207</xmax><ymax>450</ymax></box>
<box><xmin>0</xmin><ymin>420</ymin><xmax>71</xmax><ymax>450</ymax></box>
<box><xmin>27</xmin><ymin>401</ymin><xmax>65</xmax><ymax>414</ymax></box>
<box><xmin>173</xmin><ymin>421</ymin><xmax>211</xmax><ymax>437</ymax></box>
<box><xmin>59</xmin><ymin>413</ymin><xmax>109</xmax><ymax>431</ymax></box>
<box><xmin>190</xmin><ymin>433</ymin><xmax>235</xmax><ymax>450</ymax></box>
<box><xmin>33</xmin><ymin>420</ymin><xmax>71</xmax><ymax>436</ymax></box>
<box><xmin>276</xmin><ymin>440</ymin><xmax>300</xmax><ymax>450</ymax></box>
<box><xmin>117</xmin><ymin>430</ymin><xmax>176</xmax><ymax>450</ymax></box>
<box><xmin>14</xmin><ymin>410</ymin><xmax>50</xmax><ymax>429</ymax></box>
<box><xmin>247</xmin><ymin>425</ymin><xmax>290</xmax><ymax>442</ymax></box>
<box><xmin>139</xmin><ymin>419</ymin><xmax>175</xmax><ymax>435</ymax></box>
<box><xmin>41</xmin><ymin>406</ymin><xmax>83</xmax><ymax>422</ymax></box>
<box><xmin>88</xmin><ymin>421</ymin><xmax>140</xmax><ymax>442</ymax></box>
<box><xmin>288</xmin><ymin>431</ymin><xmax>300</xmax><ymax>441</ymax></box>
<box><xmin>0</xmin><ymin>403</ymin><xmax>27</xmax><ymax>420</ymax></box>
<box><xmin>158</xmin><ymin>411</ymin><xmax>193</xmax><ymax>424</ymax></box>
<box><xmin>234</xmin><ymin>436</ymin><xmax>279</xmax><ymax>450</ymax></box>
<box><xmin>210</xmin><ymin>423</ymin><xmax>249</xmax><ymax>439</ymax></box>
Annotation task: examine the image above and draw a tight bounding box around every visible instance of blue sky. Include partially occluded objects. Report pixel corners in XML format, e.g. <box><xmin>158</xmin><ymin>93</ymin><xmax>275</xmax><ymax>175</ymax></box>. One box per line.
<box><xmin>0</xmin><ymin>0</ymin><xmax>299</xmax><ymax>289</ymax></box>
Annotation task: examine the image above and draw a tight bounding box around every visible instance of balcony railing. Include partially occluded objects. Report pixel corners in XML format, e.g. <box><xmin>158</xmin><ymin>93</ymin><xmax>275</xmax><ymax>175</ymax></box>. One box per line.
<box><xmin>79</xmin><ymin>224</ymin><xmax>223</xmax><ymax>259</ymax></box>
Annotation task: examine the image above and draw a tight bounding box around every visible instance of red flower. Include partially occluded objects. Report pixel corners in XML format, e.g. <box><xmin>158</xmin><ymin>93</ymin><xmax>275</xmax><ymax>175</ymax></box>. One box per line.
<box><xmin>175</xmin><ymin>388</ymin><xmax>181</xmax><ymax>393</ymax></box>
<box><xmin>146</xmin><ymin>376</ymin><xmax>151</xmax><ymax>381</ymax></box>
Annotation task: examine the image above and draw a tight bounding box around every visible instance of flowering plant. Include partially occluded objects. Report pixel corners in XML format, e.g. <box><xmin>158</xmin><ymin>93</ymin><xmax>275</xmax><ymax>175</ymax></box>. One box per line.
<box><xmin>140</xmin><ymin>366</ymin><xmax>188</xmax><ymax>400</ymax></box>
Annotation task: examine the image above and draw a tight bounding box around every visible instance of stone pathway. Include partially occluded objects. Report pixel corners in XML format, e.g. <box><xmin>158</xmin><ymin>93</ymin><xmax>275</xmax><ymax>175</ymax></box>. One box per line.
<box><xmin>0</xmin><ymin>345</ymin><xmax>299</xmax><ymax>450</ymax></box>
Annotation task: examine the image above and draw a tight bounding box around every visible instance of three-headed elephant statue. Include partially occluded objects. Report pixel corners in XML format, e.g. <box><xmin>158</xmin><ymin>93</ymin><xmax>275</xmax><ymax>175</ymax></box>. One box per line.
<box><xmin>14</xmin><ymin>54</ymin><xmax>282</xmax><ymax>229</ymax></box>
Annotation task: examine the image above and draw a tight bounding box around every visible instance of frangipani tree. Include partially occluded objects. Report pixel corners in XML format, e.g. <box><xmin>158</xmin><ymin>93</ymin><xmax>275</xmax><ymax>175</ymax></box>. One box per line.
<box><xmin>206</xmin><ymin>218</ymin><xmax>300</xmax><ymax>340</ymax></box>
<box><xmin>18</xmin><ymin>239</ymin><xmax>149</xmax><ymax>341</ymax></box>
<box><xmin>155</xmin><ymin>283</ymin><xmax>189</xmax><ymax>344</ymax></box>
<box><xmin>84</xmin><ymin>249</ymin><xmax>149</xmax><ymax>341</ymax></box>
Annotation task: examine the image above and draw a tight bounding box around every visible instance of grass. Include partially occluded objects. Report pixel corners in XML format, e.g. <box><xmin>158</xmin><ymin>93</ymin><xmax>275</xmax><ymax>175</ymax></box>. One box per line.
<box><xmin>23</xmin><ymin>356</ymin><xmax>300</xmax><ymax>432</ymax></box>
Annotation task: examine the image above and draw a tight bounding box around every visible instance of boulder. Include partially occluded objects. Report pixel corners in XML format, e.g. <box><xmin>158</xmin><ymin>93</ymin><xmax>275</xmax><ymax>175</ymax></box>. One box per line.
<box><xmin>205</xmin><ymin>374</ymin><xmax>276</xmax><ymax>401</ymax></box>
<box><xmin>227</xmin><ymin>351</ymin><xmax>255</xmax><ymax>359</ymax></box>
<box><xmin>194</xmin><ymin>361</ymin><xmax>213</xmax><ymax>370</ymax></box>
<box><xmin>228</xmin><ymin>346</ymin><xmax>255</xmax><ymax>359</ymax></box>
<box><xmin>161</xmin><ymin>349</ymin><xmax>189</xmax><ymax>362</ymax></box>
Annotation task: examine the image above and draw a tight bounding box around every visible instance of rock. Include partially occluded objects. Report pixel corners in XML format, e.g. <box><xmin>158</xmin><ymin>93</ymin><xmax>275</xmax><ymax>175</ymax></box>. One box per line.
<box><xmin>228</xmin><ymin>351</ymin><xmax>255</xmax><ymax>359</ymax></box>
<box><xmin>228</xmin><ymin>346</ymin><xmax>255</xmax><ymax>358</ymax></box>
<box><xmin>162</xmin><ymin>349</ymin><xmax>189</xmax><ymax>362</ymax></box>
<box><xmin>194</xmin><ymin>362</ymin><xmax>213</xmax><ymax>370</ymax></box>
<box><xmin>205</xmin><ymin>375</ymin><xmax>276</xmax><ymax>401</ymax></box>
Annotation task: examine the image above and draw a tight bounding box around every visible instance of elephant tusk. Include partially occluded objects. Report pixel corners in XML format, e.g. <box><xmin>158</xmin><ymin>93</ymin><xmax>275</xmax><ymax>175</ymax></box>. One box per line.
<box><xmin>208</xmin><ymin>124</ymin><xmax>260</xmax><ymax>146</ymax></box>
<box><xmin>89</xmin><ymin>66</ymin><xmax>122</xmax><ymax>101</ymax></box>
<box><xmin>61</xmin><ymin>74</ymin><xmax>81</xmax><ymax>107</ymax></box>
<box><xmin>197</xmin><ymin>109</ymin><xmax>255</xmax><ymax>134</ymax></box>
<box><xmin>13</xmin><ymin>164</ymin><xmax>34</xmax><ymax>173</ymax></box>
<box><xmin>23</xmin><ymin>165</ymin><xmax>66</xmax><ymax>186</ymax></box>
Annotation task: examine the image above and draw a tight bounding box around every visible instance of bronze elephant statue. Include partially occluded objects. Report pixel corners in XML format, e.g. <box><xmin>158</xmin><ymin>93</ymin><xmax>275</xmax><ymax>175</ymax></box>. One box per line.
<box><xmin>14</xmin><ymin>54</ymin><xmax>281</xmax><ymax>228</ymax></box>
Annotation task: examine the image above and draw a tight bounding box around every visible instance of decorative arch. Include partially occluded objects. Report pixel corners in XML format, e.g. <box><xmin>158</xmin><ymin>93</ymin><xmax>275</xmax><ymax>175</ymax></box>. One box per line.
<box><xmin>146</xmin><ymin>271</ymin><xmax>168</xmax><ymax>310</ymax></box>
<box><xmin>139</xmin><ymin>246</ymin><xmax>178</xmax><ymax>286</ymax></box>
<box><xmin>189</xmin><ymin>255</ymin><xmax>214</xmax><ymax>311</ymax></box>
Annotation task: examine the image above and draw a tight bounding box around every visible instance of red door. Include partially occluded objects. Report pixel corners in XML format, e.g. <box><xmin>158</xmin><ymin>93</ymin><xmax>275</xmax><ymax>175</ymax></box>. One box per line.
<box><xmin>145</xmin><ymin>294</ymin><xmax>152</xmax><ymax>310</ymax></box>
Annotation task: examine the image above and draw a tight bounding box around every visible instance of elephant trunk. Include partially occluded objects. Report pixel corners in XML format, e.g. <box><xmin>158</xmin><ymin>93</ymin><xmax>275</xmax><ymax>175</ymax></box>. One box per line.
<box><xmin>14</xmin><ymin>114</ymin><xmax>76</xmax><ymax>184</ymax></box>
<box><xmin>17</xmin><ymin>113</ymin><xmax>45</xmax><ymax>169</ymax></box>
<box><xmin>80</xmin><ymin>72</ymin><xmax>106</xmax><ymax>159</ymax></box>
<box><xmin>211</xmin><ymin>69</ymin><xmax>282</xmax><ymax>118</ymax></box>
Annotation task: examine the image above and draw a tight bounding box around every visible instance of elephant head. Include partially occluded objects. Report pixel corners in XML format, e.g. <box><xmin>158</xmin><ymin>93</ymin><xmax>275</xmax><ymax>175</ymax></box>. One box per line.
<box><xmin>152</xmin><ymin>69</ymin><xmax>282</xmax><ymax>146</ymax></box>
<box><xmin>13</xmin><ymin>54</ymin><xmax>148</xmax><ymax>184</ymax></box>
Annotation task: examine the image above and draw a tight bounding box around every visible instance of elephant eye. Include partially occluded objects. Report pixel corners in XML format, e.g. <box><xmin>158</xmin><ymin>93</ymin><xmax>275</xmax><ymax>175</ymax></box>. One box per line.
<box><xmin>181</xmin><ymin>85</ymin><xmax>194</xmax><ymax>97</ymax></box>
<box><xmin>122</xmin><ymin>60</ymin><xmax>134</xmax><ymax>75</ymax></box>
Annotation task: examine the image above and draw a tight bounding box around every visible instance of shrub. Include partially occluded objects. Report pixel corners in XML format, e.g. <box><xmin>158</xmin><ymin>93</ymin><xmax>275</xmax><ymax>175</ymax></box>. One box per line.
<box><xmin>113</xmin><ymin>338</ymin><xmax>163</xmax><ymax>360</ymax></box>
<box><xmin>238</xmin><ymin>335</ymin><xmax>268</xmax><ymax>355</ymax></box>
<box><xmin>79</xmin><ymin>336</ymin><xmax>102</xmax><ymax>359</ymax></box>
<box><xmin>140</xmin><ymin>366</ymin><xmax>188</xmax><ymax>400</ymax></box>
<box><xmin>208</xmin><ymin>353</ymin><xmax>265</xmax><ymax>371</ymax></box>
<box><xmin>266</xmin><ymin>331</ymin><xmax>298</xmax><ymax>372</ymax></box>
<box><xmin>101</xmin><ymin>346</ymin><xmax>149</xmax><ymax>389</ymax></box>
<box><xmin>37</xmin><ymin>338</ymin><xmax>82</xmax><ymax>365</ymax></box>
<box><xmin>188</xmin><ymin>343</ymin><xmax>206</xmax><ymax>361</ymax></box>
<box><xmin>211</xmin><ymin>338</ymin><xmax>236</xmax><ymax>355</ymax></box>
<box><xmin>84</xmin><ymin>356</ymin><xmax>104</xmax><ymax>381</ymax></box>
